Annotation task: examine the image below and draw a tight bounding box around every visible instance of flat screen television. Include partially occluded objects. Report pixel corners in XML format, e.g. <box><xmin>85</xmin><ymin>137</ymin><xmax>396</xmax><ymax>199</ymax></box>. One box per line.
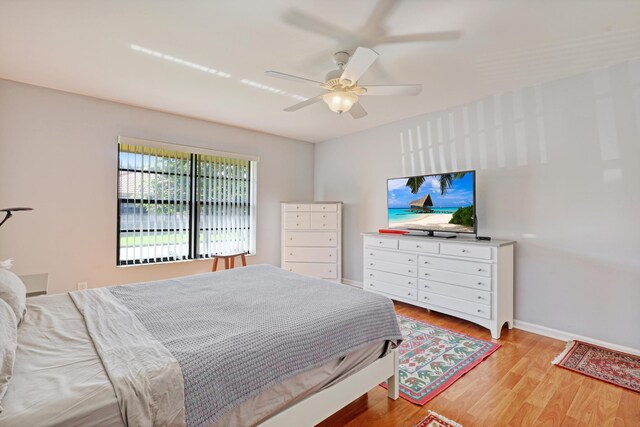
<box><xmin>387</xmin><ymin>170</ymin><xmax>476</xmax><ymax>236</ymax></box>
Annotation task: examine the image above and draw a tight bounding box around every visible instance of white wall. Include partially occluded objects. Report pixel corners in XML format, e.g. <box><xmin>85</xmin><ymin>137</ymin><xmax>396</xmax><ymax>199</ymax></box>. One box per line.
<box><xmin>314</xmin><ymin>59</ymin><xmax>640</xmax><ymax>350</ymax></box>
<box><xmin>0</xmin><ymin>79</ymin><xmax>314</xmax><ymax>293</ymax></box>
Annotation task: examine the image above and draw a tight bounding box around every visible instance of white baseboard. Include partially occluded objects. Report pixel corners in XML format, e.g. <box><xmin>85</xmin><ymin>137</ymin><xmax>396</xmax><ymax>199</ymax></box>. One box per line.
<box><xmin>341</xmin><ymin>278</ymin><xmax>640</xmax><ymax>356</ymax></box>
<box><xmin>513</xmin><ymin>320</ymin><xmax>640</xmax><ymax>356</ymax></box>
<box><xmin>341</xmin><ymin>278</ymin><xmax>363</xmax><ymax>289</ymax></box>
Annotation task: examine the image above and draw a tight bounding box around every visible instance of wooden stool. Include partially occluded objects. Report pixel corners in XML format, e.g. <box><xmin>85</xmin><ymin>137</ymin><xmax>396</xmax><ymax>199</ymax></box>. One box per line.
<box><xmin>212</xmin><ymin>252</ymin><xmax>247</xmax><ymax>272</ymax></box>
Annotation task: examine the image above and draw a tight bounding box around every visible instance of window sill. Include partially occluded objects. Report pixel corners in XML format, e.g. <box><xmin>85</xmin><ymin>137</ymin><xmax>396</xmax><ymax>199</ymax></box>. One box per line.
<box><xmin>116</xmin><ymin>253</ymin><xmax>256</xmax><ymax>268</ymax></box>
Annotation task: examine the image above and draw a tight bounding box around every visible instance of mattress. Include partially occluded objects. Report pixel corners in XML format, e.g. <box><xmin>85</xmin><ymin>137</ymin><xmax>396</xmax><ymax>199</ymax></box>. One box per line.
<box><xmin>0</xmin><ymin>287</ymin><xmax>393</xmax><ymax>426</ymax></box>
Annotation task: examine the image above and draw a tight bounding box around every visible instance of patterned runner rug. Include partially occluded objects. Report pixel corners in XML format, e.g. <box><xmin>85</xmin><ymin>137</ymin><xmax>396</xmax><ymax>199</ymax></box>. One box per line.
<box><xmin>552</xmin><ymin>340</ymin><xmax>640</xmax><ymax>392</ymax></box>
<box><xmin>415</xmin><ymin>410</ymin><xmax>463</xmax><ymax>427</ymax></box>
<box><xmin>382</xmin><ymin>314</ymin><xmax>500</xmax><ymax>405</ymax></box>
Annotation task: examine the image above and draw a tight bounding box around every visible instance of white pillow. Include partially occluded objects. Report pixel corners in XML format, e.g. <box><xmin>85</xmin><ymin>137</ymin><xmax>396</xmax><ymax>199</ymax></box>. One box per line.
<box><xmin>0</xmin><ymin>298</ymin><xmax>17</xmax><ymax>413</ymax></box>
<box><xmin>0</xmin><ymin>269</ymin><xmax>26</xmax><ymax>325</ymax></box>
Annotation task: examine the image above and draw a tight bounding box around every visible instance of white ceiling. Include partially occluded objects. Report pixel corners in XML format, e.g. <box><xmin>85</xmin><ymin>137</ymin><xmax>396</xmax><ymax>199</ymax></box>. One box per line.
<box><xmin>1</xmin><ymin>0</ymin><xmax>639</xmax><ymax>143</ymax></box>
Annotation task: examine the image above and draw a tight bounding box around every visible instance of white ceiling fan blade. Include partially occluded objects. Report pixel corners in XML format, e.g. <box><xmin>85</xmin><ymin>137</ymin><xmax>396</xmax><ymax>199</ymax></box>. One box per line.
<box><xmin>378</xmin><ymin>31</ymin><xmax>461</xmax><ymax>45</ymax></box>
<box><xmin>340</xmin><ymin>47</ymin><xmax>379</xmax><ymax>84</ymax></box>
<box><xmin>349</xmin><ymin>102</ymin><xmax>368</xmax><ymax>119</ymax></box>
<box><xmin>282</xmin><ymin>9</ymin><xmax>352</xmax><ymax>41</ymax></box>
<box><xmin>361</xmin><ymin>84</ymin><xmax>422</xmax><ymax>96</ymax></box>
<box><xmin>265</xmin><ymin>71</ymin><xmax>324</xmax><ymax>87</ymax></box>
<box><xmin>283</xmin><ymin>95</ymin><xmax>323</xmax><ymax>112</ymax></box>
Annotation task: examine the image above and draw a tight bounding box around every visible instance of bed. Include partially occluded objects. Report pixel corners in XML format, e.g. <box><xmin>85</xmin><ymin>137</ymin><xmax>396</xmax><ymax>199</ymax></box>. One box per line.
<box><xmin>0</xmin><ymin>264</ymin><xmax>402</xmax><ymax>427</ymax></box>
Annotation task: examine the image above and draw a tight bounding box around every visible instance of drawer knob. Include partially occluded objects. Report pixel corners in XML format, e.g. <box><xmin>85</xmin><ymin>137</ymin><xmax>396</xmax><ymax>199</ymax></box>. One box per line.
<box><xmin>296</xmin><ymin>223</ymin><xmax>300</xmax><ymax>226</ymax></box>
<box><xmin>423</xmin><ymin>261</ymin><xmax>429</xmax><ymax>264</ymax></box>
<box><xmin>416</xmin><ymin>245</ymin><xmax>422</xmax><ymax>248</ymax></box>
<box><xmin>369</xmin><ymin>253</ymin><xmax>374</xmax><ymax>256</ymax></box>
<box><xmin>322</xmin><ymin>207</ymin><xmax>326</xmax><ymax>210</ymax></box>
<box><xmin>477</xmin><ymin>296</ymin><xmax>483</xmax><ymax>300</ymax></box>
<box><xmin>424</xmin><ymin>273</ymin><xmax>429</xmax><ymax>276</ymax></box>
<box><xmin>289</xmin><ymin>238</ymin><xmax>293</xmax><ymax>241</ymax></box>
<box><xmin>423</xmin><ymin>285</ymin><xmax>429</xmax><ymax>289</ymax></box>
<box><xmin>408</xmin><ymin>270</ymin><xmax>413</xmax><ymax>273</ymax></box>
<box><xmin>477</xmin><ymin>268</ymin><xmax>483</xmax><ymax>272</ymax></box>
<box><xmin>407</xmin><ymin>293</ymin><xmax>413</xmax><ymax>297</ymax></box>
<box><xmin>329</xmin><ymin>270</ymin><xmax>332</xmax><ymax>272</ymax></box>
<box><xmin>369</xmin><ymin>263</ymin><xmax>374</xmax><ymax>266</ymax></box>
<box><xmin>423</xmin><ymin>296</ymin><xmax>429</xmax><ymax>300</ymax></box>
<box><xmin>369</xmin><ymin>283</ymin><xmax>374</xmax><ymax>287</ymax></box>
<box><xmin>329</xmin><ymin>254</ymin><xmax>333</xmax><ymax>257</ymax></box>
<box><xmin>407</xmin><ymin>281</ymin><xmax>413</xmax><ymax>285</ymax></box>
<box><xmin>408</xmin><ymin>258</ymin><xmax>414</xmax><ymax>262</ymax></box>
<box><xmin>378</xmin><ymin>241</ymin><xmax>383</xmax><ymax>244</ymax></box>
<box><xmin>289</xmin><ymin>252</ymin><xmax>293</xmax><ymax>255</ymax></box>
<box><xmin>477</xmin><ymin>282</ymin><xmax>483</xmax><ymax>285</ymax></box>
<box><xmin>369</xmin><ymin>274</ymin><xmax>374</xmax><ymax>277</ymax></box>
<box><xmin>289</xmin><ymin>268</ymin><xmax>293</xmax><ymax>271</ymax></box>
<box><xmin>477</xmin><ymin>309</ymin><xmax>483</xmax><ymax>313</ymax></box>
<box><xmin>329</xmin><ymin>238</ymin><xmax>333</xmax><ymax>241</ymax></box>
<box><xmin>322</xmin><ymin>223</ymin><xmax>326</xmax><ymax>227</ymax></box>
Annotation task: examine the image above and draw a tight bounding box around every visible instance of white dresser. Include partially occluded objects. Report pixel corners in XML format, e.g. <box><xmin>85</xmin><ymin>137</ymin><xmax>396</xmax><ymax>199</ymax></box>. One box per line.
<box><xmin>281</xmin><ymin>202</ymin><xmax>342</xmax><ymax>282</ymax></box>
<box><xmin>362</xmin><ymin>232</ymin><xmax>515</xmax><ymax>339</ymax></box>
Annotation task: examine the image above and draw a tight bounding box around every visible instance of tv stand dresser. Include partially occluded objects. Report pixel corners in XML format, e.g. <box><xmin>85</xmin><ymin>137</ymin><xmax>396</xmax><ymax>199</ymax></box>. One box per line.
<box><xmin>362</xmin><ymin>232</ymin><xmax>515</xmax><ymax>339</ymax></box>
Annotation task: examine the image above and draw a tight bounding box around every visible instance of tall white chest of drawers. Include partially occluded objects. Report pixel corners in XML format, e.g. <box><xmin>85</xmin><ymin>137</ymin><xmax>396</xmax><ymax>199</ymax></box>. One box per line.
<box><xmin>281</xmin><ymin>202</ymin><xmax>342</xmax><ymax>282</ymax></box>
<box><xmin>362</xmin><ymin>232</ymin><xmax>515</xmax><ymax>339</ymax></box>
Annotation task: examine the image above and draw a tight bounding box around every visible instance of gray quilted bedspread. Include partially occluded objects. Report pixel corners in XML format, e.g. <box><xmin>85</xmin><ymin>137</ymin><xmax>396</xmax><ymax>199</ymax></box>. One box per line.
<box><xmin>108</xmin><ymin>264</ymin><xmax>402</xmax><ymax>427</ymax></box>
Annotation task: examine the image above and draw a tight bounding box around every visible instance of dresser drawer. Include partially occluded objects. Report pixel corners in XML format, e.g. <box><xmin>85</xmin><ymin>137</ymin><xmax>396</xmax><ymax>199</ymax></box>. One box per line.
<box><xmin>284</xmin><ymin>212</ymin><xmax>310</xmax><ymax>229</ymax></box>
<box><xmin>440</xmin><ymin>243</ymin><xmax>492</xmax><ymax>260</ymax></box>
<box><xmin>418</xmin><ymin>291</ymin><xmax>491</xmax><ymax>319</ymax></box>
<box><xmin>364</xmin><ymin>269</ymin><xmax>418</xmax><ymax>288</ymax></box>
<box><xmin>365</xmin><ymin>279</ymin><xmax>417</xmax><ymax>301</ymax></box>
<box><xmin>283</xmin><ymin>263</ymin><xmax>337</xmax><ymax>279</ymax></box>
<box><xmin>284</xmin><ymin>203</ymin><xmax>311</xmax><ymax>212</ymax></box>
<box><xmin>398</xmin><ymin>240</ymin><xmax>439</xmax><ymax>254</ymax></box>
<box><xmin>365</xmin><ymin>259</ymin><xmax>418</xmax><ymax>278</ymax></box>
<box><xmin>419</xmin><ymin>280</ymin><xmax>491</xmax><ymax>306</ymax></box>
<box><xmin>364</xmin><ymin>249</ymin><xmax>418</xmax><ymax>265</ymax></box>
<box><xmin>285</xmin><ymin>231</ymin><xmax>337</xmax><ymax>247</ymax></box>
<box><xmin>310</xmin><ymin>212</ymin><xmax>337</xmax><ymax>230</ymax></box>
<box><xmin>419</xmin><ymin>267</ymin><xmax>492</xmax><ymax>291</ymax></box>
<box><xmin>284</xmin><ymin>247</ymin><xmax>337</xmax><ymax>263</ymax></box>
<box><xmin>419</xmin><ymin>256</ymin><xmax>491</xmax><ymax>277</ymax></box>
<box><xmin>364</xmin><ymin>236</ymin><xmax>399</xmax><ymax>250</ymax></box>
<box><xmin>311</xmin><ymin>204</ymin><xmax>337</xmax><ymax>212</ymax></box>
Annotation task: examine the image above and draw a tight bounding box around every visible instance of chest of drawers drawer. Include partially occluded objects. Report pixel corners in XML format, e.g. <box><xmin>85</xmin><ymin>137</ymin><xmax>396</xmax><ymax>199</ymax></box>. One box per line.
<box><xmin>418</xmin><ymin>291</ymin><xmax>491</xmax><ymax>319</ymax></box>
<box><xmin>364</xmin><ymin>279</ymin><xmax>418</xmax><ymax>301</ymax></box>
<box><xmin>283</xmin><ymin>262</ymin><xmax>337</xmax><ymax>279</ymax></box>
<box><xmin>310</xmin><ymin>212</ymin><xmax>337</xmax><ymax>230</ymax></box>
<box><xmin>440</xmin><ymin>243</ymin><xmax>492</xmax><ymax>260</ymax></box>
<box><xmin>365</xmin><ymin>259</ymin><xmax>418</xmax><ymax>278</ymax></box>
<box><xmin>284</xmin><ymin>203</ymin><xmax>311</xmax><ymax>212</ymax></box>
<box><xmin>398</xmin><ymin>240</ymin><xmax>439</xmax><ymax>253</ymax></box>
<box><xmin>284</xmin><ymin>212</ymin><xmax>310</xmax><ymax>229</ymax></box>
<box><xmin>419</xmin><ymin>256</ymin><xmax>491</xmax><ymax>277</ymax></box>
<box><xmin>364</xmin><ymin>269</ymin><xmax>418</xmax><ymax>288</ymax></box>
<box><xmin>284</xmin><ymin>231</ymin><xmax>337</xmax><ymax>247</ymax></box>
<box><xmin>419</xmin><ymin>279</ymin><xmax>491</xmax><ymax>306</ymax></box>
<box><xmin>284</xmin><ymin>247</ymin><xmax>336</xmax><ymax>263</ymax></box>
<box><xmin>364</xmin><ymin>249</ymin><xmax>418</xmax><ymax>265</ymax></box>
<box><xmin>419</xmin><ymin>267</ymin><xmax>492</xmax><ymax>291</ymax></box>
<box><xmin>364</xmin><ymin>236</ymin><xmax>399</xmax><ymax>249</ymax></box>
<box><xmin>311</xmin><ymin>204</ymin><xmax>337</xmax><ymax>212</ymax></box>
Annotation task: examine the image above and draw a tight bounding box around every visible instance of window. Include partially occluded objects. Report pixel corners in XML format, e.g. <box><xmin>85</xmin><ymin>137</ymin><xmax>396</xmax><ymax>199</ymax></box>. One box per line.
<box><xmin>117</xmin><ymin>137</ymin><xmax>257</xmax><ymax>265</ymax></box>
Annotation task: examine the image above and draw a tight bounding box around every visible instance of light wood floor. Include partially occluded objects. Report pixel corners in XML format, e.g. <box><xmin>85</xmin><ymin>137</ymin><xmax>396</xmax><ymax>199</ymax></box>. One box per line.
<box><xmin>317</xmin><ymin>302</ymin><xmax>640</xmax><ymax>427</ymax></box>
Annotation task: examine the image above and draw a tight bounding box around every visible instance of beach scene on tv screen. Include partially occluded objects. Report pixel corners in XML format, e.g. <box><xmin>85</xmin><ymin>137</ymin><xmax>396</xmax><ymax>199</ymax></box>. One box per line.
<box><xmin>387</xmin><ymin>172</ymin><xmax>475</xmax><ymax>233</ymax></box>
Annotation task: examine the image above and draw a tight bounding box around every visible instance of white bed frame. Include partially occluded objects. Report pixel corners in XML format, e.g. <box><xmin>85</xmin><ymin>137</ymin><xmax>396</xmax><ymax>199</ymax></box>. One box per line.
<box><xmin>259</xmin><ymin>350</ymin><xmax>399</xmax><ymax>426</ymax></box>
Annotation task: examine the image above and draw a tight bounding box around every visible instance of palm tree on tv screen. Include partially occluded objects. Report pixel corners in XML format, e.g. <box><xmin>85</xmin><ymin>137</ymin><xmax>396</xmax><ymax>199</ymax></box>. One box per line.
<box><xmin>405</xmin><ymin>172</ymin><xmax>467</xmax><ymax>195</ymax></box>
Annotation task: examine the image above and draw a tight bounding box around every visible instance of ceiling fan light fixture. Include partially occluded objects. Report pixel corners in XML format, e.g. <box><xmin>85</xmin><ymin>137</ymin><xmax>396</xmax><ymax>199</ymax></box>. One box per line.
<box><xmin>322</xmin><ymin>90</ymin><xmax>358</xmax><ymax>114</ymax></box>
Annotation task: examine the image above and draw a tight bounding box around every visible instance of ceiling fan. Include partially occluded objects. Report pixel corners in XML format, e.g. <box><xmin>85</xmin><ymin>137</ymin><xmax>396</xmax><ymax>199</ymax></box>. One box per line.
<box><xmin>265</xmin><ymin>47</ymin><xmax>422</xmax><ymax>119</ymax></box>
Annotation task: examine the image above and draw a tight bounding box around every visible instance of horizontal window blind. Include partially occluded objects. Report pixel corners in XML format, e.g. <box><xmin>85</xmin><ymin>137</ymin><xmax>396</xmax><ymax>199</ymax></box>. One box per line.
<box><xmin>117</xmin><ymin>139</ymin><xmax>257</xmax><ymax>265</ymax></box>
